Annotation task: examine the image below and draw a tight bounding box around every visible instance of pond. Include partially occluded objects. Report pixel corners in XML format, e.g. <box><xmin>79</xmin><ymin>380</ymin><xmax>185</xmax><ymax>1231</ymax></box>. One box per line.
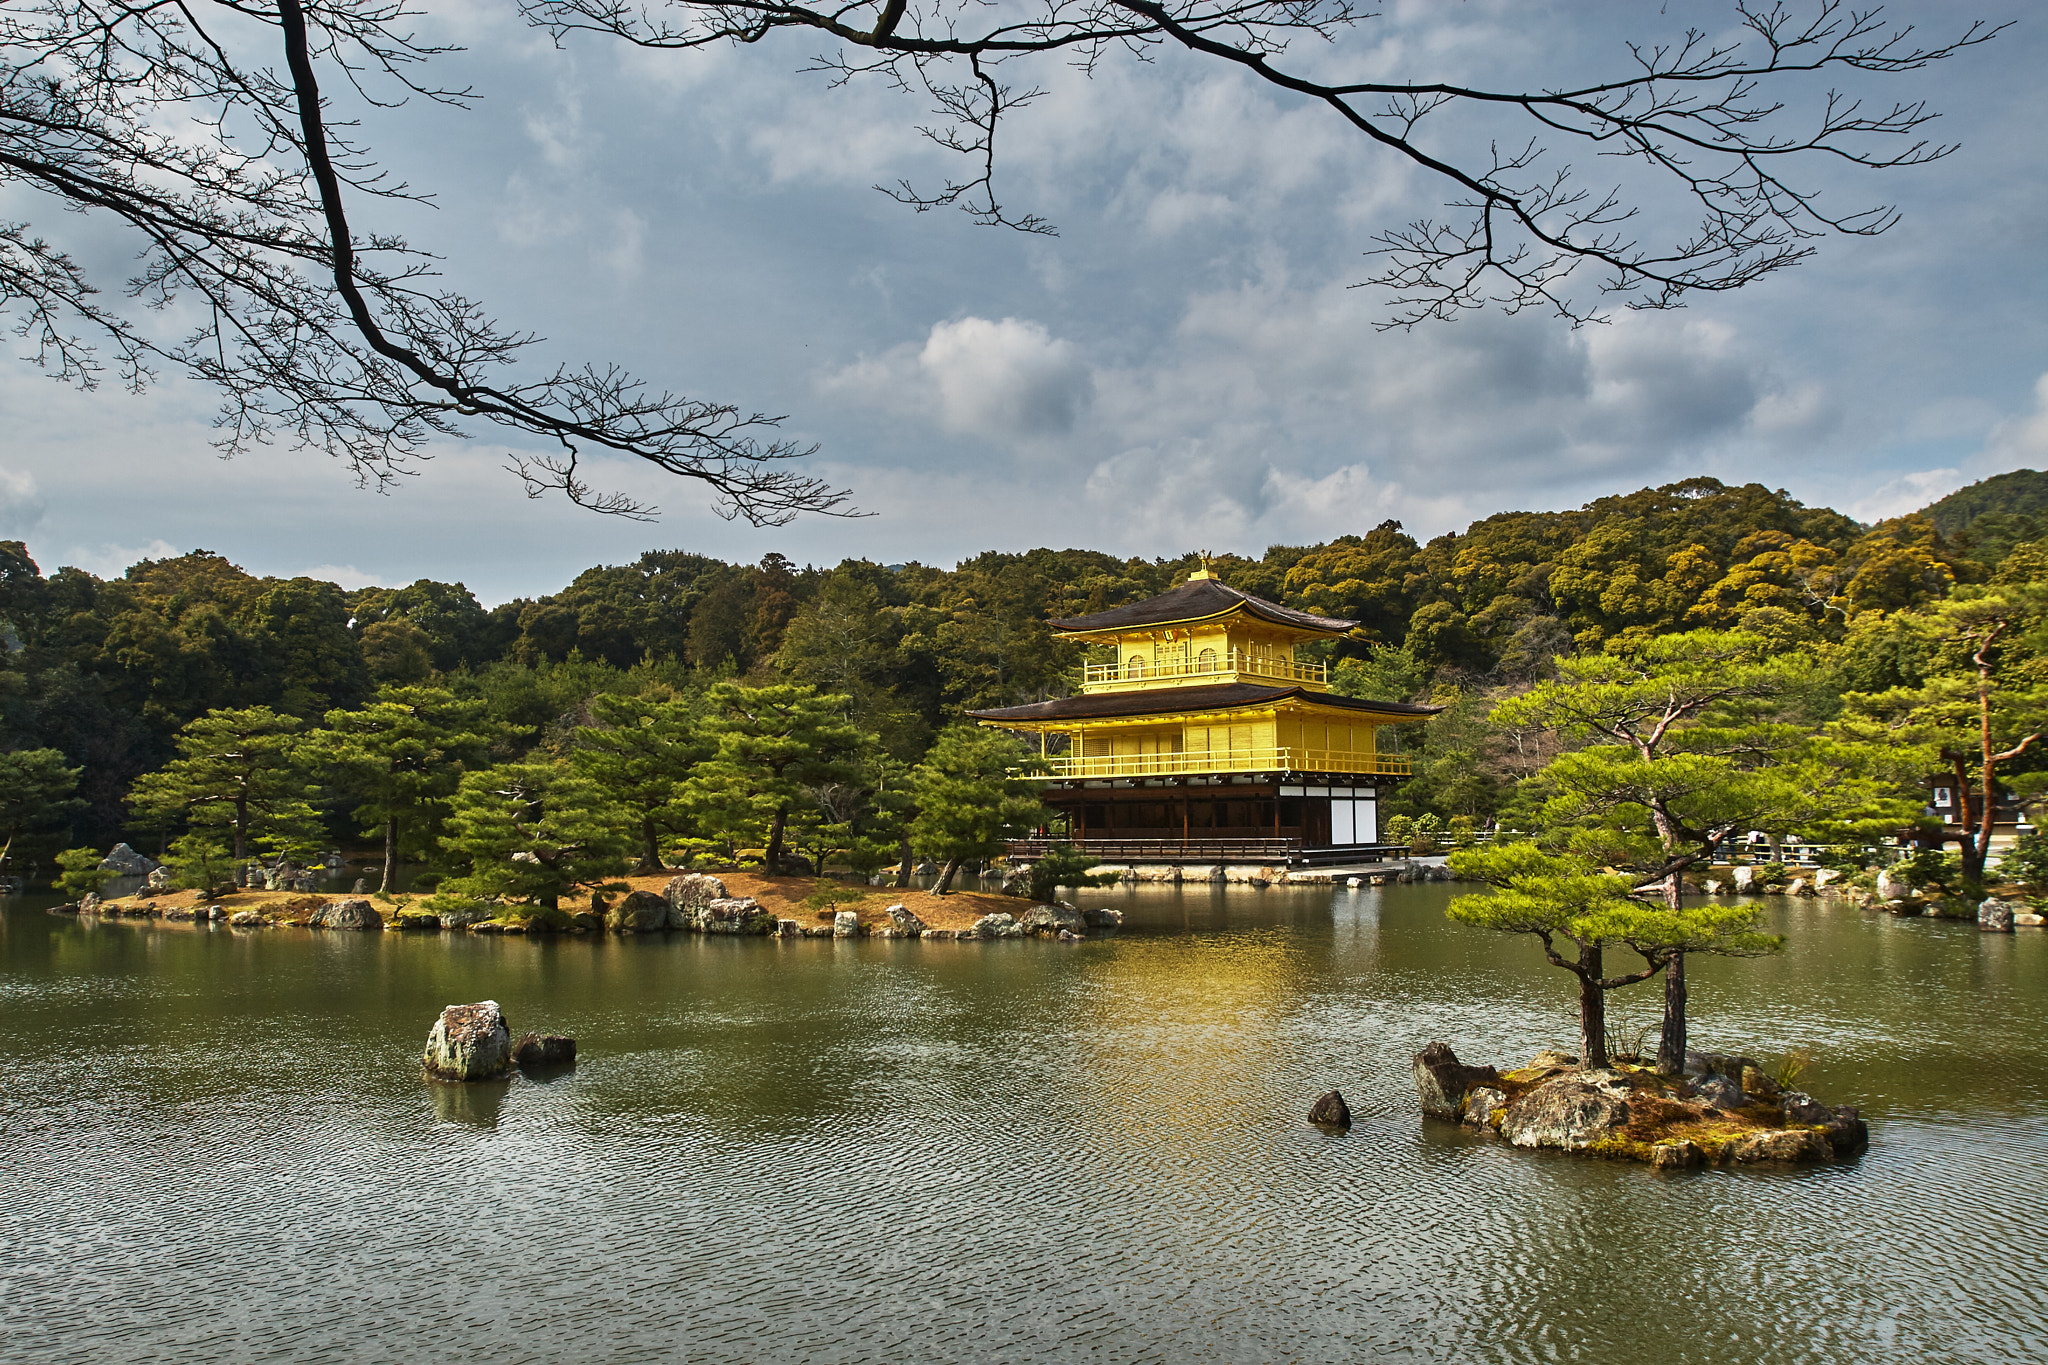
<box><xmin>1</xmin><ymin>883</ymin><xmax>2042</xmax><ymax>1363</ymax></box>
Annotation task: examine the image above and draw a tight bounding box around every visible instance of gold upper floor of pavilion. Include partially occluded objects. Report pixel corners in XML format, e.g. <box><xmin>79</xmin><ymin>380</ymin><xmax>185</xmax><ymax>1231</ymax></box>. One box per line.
<box><xmin>967</xmin><ymin>569</ymin><xmax>1438</xmax><ymax>782</ymax></box>
<box><xmin>1053</xmin><ymin>569</ymin><xmax>1351</xmax><ymax>696</ymax></box>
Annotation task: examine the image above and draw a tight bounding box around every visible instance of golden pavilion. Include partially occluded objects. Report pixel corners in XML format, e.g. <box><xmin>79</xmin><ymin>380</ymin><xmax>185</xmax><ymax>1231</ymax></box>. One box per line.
<box><xmin>967</xmin><ymin>567</ymin><xmax>1437</xmax><ymax>863</ymax></box>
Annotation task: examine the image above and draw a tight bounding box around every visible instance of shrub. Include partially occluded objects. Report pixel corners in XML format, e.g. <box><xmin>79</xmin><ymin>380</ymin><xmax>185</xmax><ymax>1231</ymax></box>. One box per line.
<box><xmin>162</xmin><ymin>833</ymin><xmax>231</xmax><ymax>891</ymax></box>
<box><xmin>1996</xmin><ymin>831</ymin><xmax>2048</xmax><ymax>892</ymax></box>
<box><xmin>800</xmin><ymin>882</ymin><xmax>867</xmax><ymax>913</ymax></box>
<box><xmin>51</xmin><ymin>848</ymin><xmax>115</xmax><ymax>899</ymax></box>
<box><xmin>1773</xmin><ymin>1047</ymin><xmax>1813</xmax><ymax>1091</ymax></box>
<box><xmin>1893</xmin><ymin>847</ymin><xmax>1963</xmax><ymax>890</ymax></box>
<box><xmin>1024</xmin><ymin>844</ymin><xmax>1119</xmax><ymax>903</ymax></box>
<box><xmin>1810</xmin><ymin>845</ymin><xmax>1874</xmax><ymax>874</ymax></box>
<box><xmin>1750</xmin><ymin>862</ymin><xmax>1791</xmax><ymax>890</ymax></box>
<box><xmin>420</xmin><ymin>891</ymin><xmax>492</xmax><ymax>915</ymax></box>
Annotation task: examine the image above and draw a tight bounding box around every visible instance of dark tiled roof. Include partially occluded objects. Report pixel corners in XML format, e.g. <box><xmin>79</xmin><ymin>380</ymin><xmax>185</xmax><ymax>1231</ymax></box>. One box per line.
<box><xmin>1048</xmin><ymin>578</ymin><xmax>1355</xmax><ymax>635</ymax></box>
<box><xmin>968</xmin><ymin>682</ymin><xmax>1440</xmax><ymax>723</ymax></box>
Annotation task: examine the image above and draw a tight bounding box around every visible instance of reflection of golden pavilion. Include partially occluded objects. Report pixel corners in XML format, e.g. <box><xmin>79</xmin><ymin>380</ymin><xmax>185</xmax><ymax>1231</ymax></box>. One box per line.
<box><xmin>968</xmin><ymin>568</ymin><xmax>1436</xmax><ymax>863</ymax></box>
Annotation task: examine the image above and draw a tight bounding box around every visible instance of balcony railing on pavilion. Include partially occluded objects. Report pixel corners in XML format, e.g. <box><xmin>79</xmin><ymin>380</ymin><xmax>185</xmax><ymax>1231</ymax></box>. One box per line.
<box><xmin>1035</xmin><ymin>748</ymin><xmax>1410</xmax><ymax>780</ymax></box>
<box><xmin>1081</xmin><ymin>649</ymin><xmax>1327</xmax><ymax>693</ymax></box>
<box><xmin>1005</xmin><ymin>836</ymin><xmax>1304</xmax><ymax>861</ymax></box>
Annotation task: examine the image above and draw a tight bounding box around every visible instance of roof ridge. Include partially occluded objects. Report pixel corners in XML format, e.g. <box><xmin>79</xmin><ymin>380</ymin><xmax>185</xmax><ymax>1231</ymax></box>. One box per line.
<box><xmin>1047</xmin><ymin>575</ymin><xmax>1356</xmax><ymax>635</ymax></box>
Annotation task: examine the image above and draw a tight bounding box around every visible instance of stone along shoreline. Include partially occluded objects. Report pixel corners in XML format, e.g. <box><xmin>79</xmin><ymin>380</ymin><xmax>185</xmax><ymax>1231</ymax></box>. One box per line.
<box><xmin>58</xmin><ymin>871</ymin><xmax>1123</xmax><ymax>942</ymax></box>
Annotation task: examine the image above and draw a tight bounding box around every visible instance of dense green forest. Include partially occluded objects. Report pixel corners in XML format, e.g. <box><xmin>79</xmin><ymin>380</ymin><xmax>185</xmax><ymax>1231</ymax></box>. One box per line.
<box><xmin>5</xmin><ymin>470</ymin><xmax>2048</xmax><ymax>882</ymax></box>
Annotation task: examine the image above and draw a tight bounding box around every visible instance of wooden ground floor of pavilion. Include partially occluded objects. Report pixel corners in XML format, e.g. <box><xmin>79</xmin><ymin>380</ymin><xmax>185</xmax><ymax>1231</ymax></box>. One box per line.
<box><xmin>1013</xmin><ymin>771</ymin><xmax>1400</xmax><ymax>865</ymax></box>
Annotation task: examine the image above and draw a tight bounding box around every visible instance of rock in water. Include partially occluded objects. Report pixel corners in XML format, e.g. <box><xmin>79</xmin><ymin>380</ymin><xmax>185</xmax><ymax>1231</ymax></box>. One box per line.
<box><xmin>423</xmin><ymin>1001</ymin><xmax>514</xmax><ymax>1081</ymax></box>
<box><xmin>700</xmin><ymin>897</ymin><xmax>775</xmax><ymax>935</ymax></box>
<box><xmin>1081</xmin><ymin>906</ymin><xmax>1124</xmax><ymax>931</ymax></box>
<box><xmin>1649</xmin><ymin>1140</ymin><xmax>1705</xmax><ymax>1169</ymax></box>
<box><xmin>1499</xmin><ymin>1075</ymin><xmax>1631</xmax><ymax>1150</ymax></box>
<box><xmin>606</xmin><ymin>890</ymin><xmax>671</xmax><ymax>934</ymax></box>
<box><xmin>1781</xmin><ymin>1091</ymin><xmax>1833</xmax><ymax>1126</ymax></box>
<box><xmin>661</xmin><ymin>873</ymin><xmax>728</xmax><ymax>930</ymax></box>
<box><xmin>873</xmin><ymin>903</ymin><xmax>927</xmax><ymax>939</ymax></box>
<box><xmin>1690</xmin><ymin>1073</ymin><xmax>1745</xmax><ymax>1109</ymax></box>
<box><xmin>1726</xmin><ymin>1128</ymin><xmax>1831</xmax><ymax>1163</ymax></box>
<box><xmin>1018</xmin><ymin>903</ymin><xmax>1087</xmax><ymax>937</ymax></box>
<box><xmin>1308</xmin><ymin>1090</ymin><xmax>1352</xmax><ymax>1127</ymax></box>
<box><xmin>100</xmin><ymin>842</ymin><xmax>156</xmax><ymax>876</ymax></box>
<box><xmin>1821</xmin><ymin>1104</ymin><xmax>1869</xmax><ymax>1155</ymax></box>
<box><xmin>832</xmin><ymin>909</ymin><xmax>862</xmax><ymax>938</ymax></box>
<box><xmin>1462</xmin><ymin>1087</ymin><xmax>1508</xmax><ymax>1127</ymax></box>
<box><xmin>966</xmin><ymin>912</ymin><xmax>1022</xmax><ymax>940</ymax></box>
<box><xmin>1412</xmin><ymin>1042</ymin><xmax>1504</xmax><ymax>1121</ymax></box>
<box><xmin>512</xmin><ymin>1032</ymin><xmax>577</xmax><ymax>1070</ymax></box>
<box><xmin>311</xmin><ymin>899</ymin><xmax>384</xmax><ymax>931</ymax></box>
<box><xmin>1979</xmin><ymin>898</ymin><xmax>2018</xmax><ymax>932</ymax></box>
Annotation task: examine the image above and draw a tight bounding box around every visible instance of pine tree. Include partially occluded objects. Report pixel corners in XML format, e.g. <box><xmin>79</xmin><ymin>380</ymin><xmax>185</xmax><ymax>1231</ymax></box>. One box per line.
<box><xmin>1484</xmin><ymin>630</ymin><xmax>1904</xmax><ymax>1071</ymax></box>
<box><xmin>1449</xmin><ymin>842</ymin><xmax>1780</xmax><ymax>1069</ymax></box>
<box><xmin>0</xmin><ymin>748</ymin><xmax>83</xmax><ymax>877</ymax></box>
<box><xmin>908</xmin><ymin>727</ymin><xmax>1043</xmax><ymax>894</ymax></box>
<box><xmin>687</xmin><ymin>683</ymin><xmax>865</xmax><ymax>874</ymax></box>
<box><xmin>126</xmin><ymin>707</ymin><xmax>313</xmax><ymax>860</ymax></box>
<box><xmin>310</xmin><ymin>686</ymin><xmax>511</xmax><ymax>893</ymax></box>
<box><xmin>569</xmin><ymin>693</ymin><xmax>707</xmax><ymax>873</ymax></box>
<box><xmin>439</xmin><ymin>762</ymin><xmax>632</xmax><ymax>909</ymax></box>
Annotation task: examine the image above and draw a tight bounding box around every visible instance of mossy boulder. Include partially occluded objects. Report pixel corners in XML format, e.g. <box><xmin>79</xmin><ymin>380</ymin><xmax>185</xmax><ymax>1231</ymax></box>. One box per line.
<box><xmin>1500</xmin><ymin>1075</ymin><xmax>1632</xmax><ymax>1150</ymax></box>
<box><xmin>423</xmin><ymin>1001</ymin><xmax>513</xmax><ymax>1082</ymax></box>
<box><xmin>702</xmin><ymin>897</ymin><xmax>775</xmax><ymax>935</ymax></box>
<box><xmin>662</xmin><ymin>873</ymin><xmax>728</xmax><ymax>929</ymax></box>
<box><xmin>1413</xmin><ymin>1042</ymin><xmax>1505</xmax><ymax>1121</ymax></box>
<box><xmin>310</xmin><ymin>899</ymin><xmax>384</xmax><ymax>931</ymax></box>
<box><xmin>606</xmin><ymin>890</ymin><xmax>672</xmax><ymax>935</ymax></box>
<box><xmin>512</xmin><ymin>1032</ymin><xmax>577</xmax><ymax>1070</ymax></box>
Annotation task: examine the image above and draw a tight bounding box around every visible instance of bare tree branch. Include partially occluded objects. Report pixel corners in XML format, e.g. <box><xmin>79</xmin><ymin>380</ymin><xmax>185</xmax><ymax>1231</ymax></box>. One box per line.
<box><xmin>2</xmin><ymin>0</ymin><xmax>857</xmax><ymax>522</ymax></box>
<box><xmin>524</xmin><ymin>0</ymin><xmax>2001</xmax><ymax>324</ymax></box>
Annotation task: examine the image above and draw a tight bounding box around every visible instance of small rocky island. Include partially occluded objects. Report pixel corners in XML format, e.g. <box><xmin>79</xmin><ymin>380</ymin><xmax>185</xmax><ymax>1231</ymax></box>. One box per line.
<box><xmin>1414</xmin><ymin>1042</ymin><xmax>1868</xmax><ymax>1167</ymax></box>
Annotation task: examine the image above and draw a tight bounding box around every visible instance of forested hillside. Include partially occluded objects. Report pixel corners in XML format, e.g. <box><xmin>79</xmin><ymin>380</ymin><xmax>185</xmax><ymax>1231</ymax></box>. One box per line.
<box><xmin>1</xmin><ymin>474</ymin><xmax>2039</xmax><ymax>863</ymax></box>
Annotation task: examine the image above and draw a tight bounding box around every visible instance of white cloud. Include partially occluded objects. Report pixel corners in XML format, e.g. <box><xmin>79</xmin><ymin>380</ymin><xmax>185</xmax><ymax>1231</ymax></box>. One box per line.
<box><xmin>297</xmin><ymin>564</ymin><xmax>394</xmax><ymax>591</ymax></box>
<box><xmin>1749</xmin><ymin>382</ymin><xmax>1839</xmax><ymax>440</ymax></box>
<box><xmin>920</xmin><ymin>317</ymin><xmax>1092</xmax><ymax>437</ymax></box>
<box><xmin>0</xmin><ymin>466</ymin><xmax>45</xmax><ymax>539</ymax></box>
<box><xmin>1846</xmin><ymin>469</ymin><xmax>1966</xmax><ymax>525</ymax></box>
<box><xmin>56</xmin><ymin>539</ymin><xmax>182</xmax><ymax>579</ymax></box>
<box><xmin>4</xmin><ymin>0</ymin><xmax>2045</xmax><ymax>595</ymax></box>
<box><xmin>1982</xmin><ymin>373</ymin><xmax>2048</xmax><ymax>471</ymax></box>
<box><xmin>822</xmin><ymin>316</ymin><xmax>1093</xmax><ymax>442</ymax></box>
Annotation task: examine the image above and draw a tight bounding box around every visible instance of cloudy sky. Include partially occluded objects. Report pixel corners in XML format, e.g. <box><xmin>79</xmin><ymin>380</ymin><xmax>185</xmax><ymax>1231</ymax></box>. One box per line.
<box><xmin>4</xmin><ymin>0</ymin><xmax>2046</xmax><ymax>603</ymax></box>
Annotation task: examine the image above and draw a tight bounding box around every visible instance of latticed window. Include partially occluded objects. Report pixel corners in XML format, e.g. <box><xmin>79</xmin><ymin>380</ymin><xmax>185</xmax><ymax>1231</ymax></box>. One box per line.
<box><xmin>1125</xmin><ymin>656</ymin><xmax>1148</xmax><ymax>679</ymax></box>
<box><xmin>1197</xmin><ymin>648</ymin><xmax>1217</xmax><ymax>673</ymax></box>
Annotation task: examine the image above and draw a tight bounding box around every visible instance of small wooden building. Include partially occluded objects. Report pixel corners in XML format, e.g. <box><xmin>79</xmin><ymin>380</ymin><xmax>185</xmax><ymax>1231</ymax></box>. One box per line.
<box><xmin>968</xmin><ymin>568</ymin><xmax>1436</xmax><ymax>864</ymax></box>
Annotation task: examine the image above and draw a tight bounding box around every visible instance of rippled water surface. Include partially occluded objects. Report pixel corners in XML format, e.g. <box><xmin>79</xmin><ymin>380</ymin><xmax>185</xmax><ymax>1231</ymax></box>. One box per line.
<box><xmin>3</xmin><ymin>885</ymin><xmax>2044</xmax><ymax>1364</ymax></box>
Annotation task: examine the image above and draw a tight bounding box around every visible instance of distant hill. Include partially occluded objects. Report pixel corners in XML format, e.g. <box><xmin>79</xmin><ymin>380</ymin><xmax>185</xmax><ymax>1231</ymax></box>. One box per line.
<box><xmin>1914</xmin><ymin>469</ymin><xmax>2048</xmax><ymax>566</ymax></box>
<box><xmin>1919</xmin><ymin>469</ymin><xmax>2048</xmax><ymax>535</ymax></box>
